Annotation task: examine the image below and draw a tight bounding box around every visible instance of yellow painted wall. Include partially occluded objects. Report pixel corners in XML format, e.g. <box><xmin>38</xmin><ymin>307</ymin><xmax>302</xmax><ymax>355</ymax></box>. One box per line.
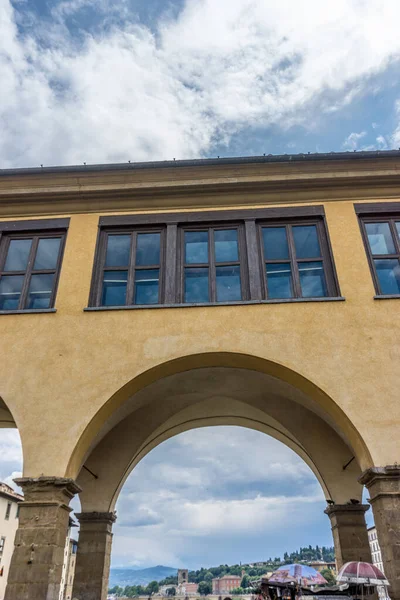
<box><xmin>0</xmin><ymin>159</ymin><xmax>399</xmax><ymax>480</ymax></box>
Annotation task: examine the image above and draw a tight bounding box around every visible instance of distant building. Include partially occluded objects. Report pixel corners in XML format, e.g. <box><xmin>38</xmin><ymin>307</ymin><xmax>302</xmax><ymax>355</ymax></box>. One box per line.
<box><xmin>180</xmin><ymin>582</ymin><xmax>198</xmax><ymax>595</ymax></box>
<box><xmin>212</xmin><ymin>575</ymin><xmax>242</xmax><ymax>594</ymax></box>
<box><xmin>308</xmin><ymin>560</ymin><xmax>337</xmax><ymax>574</ymax></box>
<box><xmin>178</xmin><ymin>569</ymin><xmax>189</xmax><ymax>584</ymax></box>
<box><xmin>368</xmin><ymin>526</ymin><xmax>390</xmax><ymax>600</ymax></box>
<box><xmin>0</xmin><ymin>482</ymin><xmax>23</xmax><ymax>600</ymax></box>
<box><xmin>59</xmin><ymin>518</ymin><xmax>78</xmax><ymax>600</ymax></box>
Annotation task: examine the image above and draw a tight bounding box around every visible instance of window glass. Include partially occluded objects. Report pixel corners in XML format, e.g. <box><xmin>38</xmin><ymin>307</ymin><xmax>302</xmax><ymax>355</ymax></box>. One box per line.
<box><xmin>262</xmin><ymin>227</ymin><xmax>289</xmax><ymax>259</ymax></box>
<box><xmin>184</xmin><ymin>267</ymin><xmax>209</xmax><ymax>302</ymax></box>
<box><xmin>214</xmin><ymin>230</ymin><xmax>239</xmax><ymax>262</ymax></box>
<box><xmin>216</xmin><ymin>266</ymin><xmax>241</xmax><ymax>301</ymax></box>
<box><xmin>373</xmin><ymin>259</ymin><xmax>400</xmax><ymax>294</ymax></box>
<box><xmin>266</xmin><ymin>263</ymin><xmax>293</xmax><ymax>298</ymax></box>
<box><xmin>293</xmin><ymin>225</ymin><xmax>321</xmax><ymax>258</ymax></box>
<box><xmin>134</xmin><ymin>269</ymin><xmax>159</xmax><ymax>304</ymax></box>
<box><xmin>5</xmin><ymin>503</ymin><xmax>11</xmax><ymax>520</ymax></box>
<box><xmin>396</xmin><ymin>221</ymin><xmax>400</xmax><ymax>238</ymax></box>
<box><xmin>299</xmin><ymin>261</ymin><xmax>327</xmax><ymax>297</ymax></box>
<box><xmin>0</xmin><ymin>275</ymin><xmax>24</xmax><ymax>310</ymax></box>
<box><xmin>185</xmin><ymin>231</ymin><xmax>208</xmax><ymax>264</ymax></box>
<box><xmin>136</xmin><ymin>233</ymin><xmax>160</xmax><ymax>266</ymax></box>
<box><xmin>102</xmin><ymin>271</ymin><xmax>127</xmax><ymax>306</ymax></box>
<box><xmin>105</xmin><ymin>235</ymin><xmax>131</xmax><ymax>267</ymax></box>
<box><xmin>365</xmin><ymin>222</ymin><xmax>395</xmax><ymax>255</ymax></box>
<box><xmin>27</xmin><ymin>274</ymin><xmax>55</xmax><ymax>309</ymax></box>
<box><xmin>33</xmin><ymin>238</ymin><xmax>61</xmax><ymax>270</ymax></box>
<box><xmin>4</xmin><ymin>239</ymin><xmax>32</xmax><ymax>271</ymax></box>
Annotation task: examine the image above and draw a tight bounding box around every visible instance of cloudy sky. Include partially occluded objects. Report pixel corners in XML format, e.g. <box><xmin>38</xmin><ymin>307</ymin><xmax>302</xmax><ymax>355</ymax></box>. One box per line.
<box><xmin>0</xmin><ymin>0</ymin><xmax>384</xmax><ymax>570</ymax></box>
<box><xmin>0</xmin><ymin>426</ymin><xmax>373</xmax><ymax>569</ymax></box>
<box><xmin>2</xmin><ymin>0</ymin><xmax>400</xmax><ymax>168</ymax></box>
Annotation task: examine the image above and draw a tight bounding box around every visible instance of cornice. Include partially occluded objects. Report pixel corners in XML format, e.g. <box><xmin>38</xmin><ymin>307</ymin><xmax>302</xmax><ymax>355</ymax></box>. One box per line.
<box><xmin>1</xmin><ymin>158</ymin><xmax>400</xmax><ymax>217</ymax></box>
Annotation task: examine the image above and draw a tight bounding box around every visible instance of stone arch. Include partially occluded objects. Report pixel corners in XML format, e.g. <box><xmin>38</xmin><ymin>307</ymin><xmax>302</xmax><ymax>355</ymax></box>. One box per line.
<box><xmin>67</xmin><ymin>351</ymin><xmax>372</xmax><ymax>480</ymax></box>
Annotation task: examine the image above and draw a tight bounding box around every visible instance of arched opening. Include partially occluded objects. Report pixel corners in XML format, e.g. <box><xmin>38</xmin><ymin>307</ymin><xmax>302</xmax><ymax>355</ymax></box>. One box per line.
<box><xmin>108</xmin><ymin>426</ymin><xmax>333</xmax><ymax>593</ymax></box>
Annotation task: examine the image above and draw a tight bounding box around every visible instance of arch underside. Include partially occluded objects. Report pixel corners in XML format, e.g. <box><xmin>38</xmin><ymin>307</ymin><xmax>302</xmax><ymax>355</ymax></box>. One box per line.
<box><xmin>0</xmin><ymin>396</ymin><xmax>17</xmax><ymax>428</ymax></box>
<box><xmin>76</xmin><ymin>365</ymin><xmax>365</xmax><ymax>511</ymax></box>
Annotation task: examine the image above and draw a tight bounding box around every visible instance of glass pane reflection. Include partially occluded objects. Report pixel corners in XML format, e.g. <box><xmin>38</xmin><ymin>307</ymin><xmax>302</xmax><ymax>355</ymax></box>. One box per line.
<box><xmin>299</xmin><ymin>261</ymin><xmax>327</xmax><ymax>297</ymax></box>
<box><xmin>4</xmin><ymin>239</ymin><xmax>32</xmax><ymax>271</ymax></box>
<box><xmin>366</xmin><ymin>223</ymin><xmax>395</xmax><ymax>255</ymax></box>
<box><xmin>136</xmin><ymin>233</ymin><xmax>160</xmax><ymax>266</ymax></box>
<box><xmin>374</xmin><ymin>259</ymin><xmax>400</xmax><ymax>294</ymax></box>
<box><xmin>34</xmin><ymin>238</ymin><xmax>61</xmax><ymax>270</ymax></box>
<box><xmin>184</xmin><ymin>267</ymin><xmax>209</xmax><ymax>303</ymax></box>
<box><xmin>27</xmin><ymin>274</ymin><xmax>55</xmax><ymax>309</ymax></box>
<box><xmin>262</xmin><ymin>227</ymin><xmax>289</xmax><ymax>259</ymax></box>
<box><xmin>102</xmin><ymin>271</ymin><xmax>127</xmax><ymax>306</ymax></box>
<box><xmin>0</xmin><ymin>275</ymin><xmax>24</xmax><ymax>310</ymax></box>
<box><xmin>105</xmin><ymin>235</ymin><xmax>131</xmax><ymax>267</ymax></box>
<box><xmin>266</xmin><ymin>263</ymin><xmax>293</xmax><ymax>298</ymax></box>
<box><xmin>293</xmin><ymin>225</ymin><xmax>321</xmax><ymax>258</ymax></box>
<box><xmin>216</xmin><ymin>266</ymin><xmax>241</xmax><ymax>301</ymax></box>
<box><xmin>185</xmin><ymin>231</ymin><xmax>208</xmax><ymax>264</ymax></box>
<box><xmin>134</xmin><ymin>269</ymin><xmax>159</xmax><ymax>304</ymax></box>
<box><xmin>214</xmin><ymin>230</ymin><xmax>239</xmax><ymax>262</ymax></box>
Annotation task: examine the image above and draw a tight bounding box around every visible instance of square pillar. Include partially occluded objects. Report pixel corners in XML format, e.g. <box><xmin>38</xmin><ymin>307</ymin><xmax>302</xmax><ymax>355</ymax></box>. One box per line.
<box><xmin>72</xmin><ymin>511</ymin><xmax>117</xmax><ymax>600</ymax></box>
<box><xmin>360</xmin><ymin>465</ymin><xmax>400</xmax><ymax>600</ymax></box>
<box><xmin>4</xmin><ymin>476</ymin><xmax>81</xmax><ymax>600</ymax></box>
<box><xmin>324</xmin><ymin>503</ymin><xmax>372</xmax><ymax>568</ymax></box>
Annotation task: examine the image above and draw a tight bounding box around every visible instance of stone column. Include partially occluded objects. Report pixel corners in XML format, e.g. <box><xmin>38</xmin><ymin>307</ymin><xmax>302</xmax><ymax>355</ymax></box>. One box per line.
<box><xmin>4</xmin><ymin>476</ymin><xmax>81</xmax><ymax>600</ymax></box>
<box><xmin>72</xmin><ymin>511</ymin><xmax>117</xmax><ymax>600</ymax></box>
<box><xmin>324</xmin><ymin>503</ymin><xmax>372</xmax><ymax>569</ymax></box>
<box><xmin>360</xmin><ymin>465</ymin><xmax>400</xmax><ymax>600</ymax></box>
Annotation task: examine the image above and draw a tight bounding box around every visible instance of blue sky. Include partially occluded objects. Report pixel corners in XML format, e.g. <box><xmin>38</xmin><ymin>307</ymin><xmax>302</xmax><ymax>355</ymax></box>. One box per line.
<box><xmin>2</xmin><ymin>0</ymin><xmax>400</xmax><ymax>168</ymax></box>
<box><xmin>0</xmin><ymin>0</ymin><xmax>386</xmax><ymax>569</ymax></box>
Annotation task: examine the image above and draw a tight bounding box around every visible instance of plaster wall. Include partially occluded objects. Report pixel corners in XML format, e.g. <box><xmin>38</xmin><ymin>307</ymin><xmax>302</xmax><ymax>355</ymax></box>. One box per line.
<box><xmin>0</xmin><ymin>159</ymin><xmax>399</xmax><ymax>482</ymax></box>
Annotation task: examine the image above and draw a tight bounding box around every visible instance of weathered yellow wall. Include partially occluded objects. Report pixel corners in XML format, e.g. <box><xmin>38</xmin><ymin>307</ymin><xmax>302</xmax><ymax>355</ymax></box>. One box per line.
<box><xmin>0</xmin><ymin>159</ymin><xmax>399</xmax><ymax>480</ymax></box>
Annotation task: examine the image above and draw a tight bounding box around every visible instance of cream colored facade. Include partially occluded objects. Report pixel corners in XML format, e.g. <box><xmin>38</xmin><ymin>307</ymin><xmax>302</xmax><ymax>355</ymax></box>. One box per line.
<box><xmin>0</xmin><ymin>151</ymin><xmax>399</xmax><ymax>600</ymax></box>
<box><xmin>0</xmin><ymin>484</ymin><xmax>22</xmax><ymax>600</ymax></box>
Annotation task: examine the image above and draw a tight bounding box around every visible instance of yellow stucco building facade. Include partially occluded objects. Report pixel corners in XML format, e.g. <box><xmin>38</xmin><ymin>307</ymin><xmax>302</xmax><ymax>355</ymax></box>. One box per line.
<box><xmin>0</xmin><ymin>152</ymin><xmax>399</xmax><ymax>600</ymax></box>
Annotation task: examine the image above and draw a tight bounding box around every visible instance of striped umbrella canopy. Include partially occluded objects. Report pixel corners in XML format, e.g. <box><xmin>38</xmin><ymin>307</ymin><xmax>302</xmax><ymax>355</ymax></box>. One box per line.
<box><xmin>337</xmin><ymin>562</ymin><xmax>390</xmax><ymax>586</ymax></box>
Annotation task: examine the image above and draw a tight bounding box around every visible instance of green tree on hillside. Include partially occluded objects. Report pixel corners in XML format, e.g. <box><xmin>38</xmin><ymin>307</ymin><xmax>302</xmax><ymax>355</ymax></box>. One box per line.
<box><xmin>198</xmin><ymin>581</ymin><xmax>212</xmax><ymax>595</ymax></box>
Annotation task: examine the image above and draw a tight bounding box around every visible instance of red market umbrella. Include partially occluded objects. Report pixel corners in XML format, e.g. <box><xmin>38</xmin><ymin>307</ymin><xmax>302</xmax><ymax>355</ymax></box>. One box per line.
<box><xmin>337</xmin><ymin>562</ymin><xmax>390</xmax><ymax>586</ymax></box>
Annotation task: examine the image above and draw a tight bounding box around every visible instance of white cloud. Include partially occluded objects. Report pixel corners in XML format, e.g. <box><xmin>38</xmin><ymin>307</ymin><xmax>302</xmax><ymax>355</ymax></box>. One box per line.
<box><xmin>1</xmin><ymin>0</ymin><xmax>400</xmax><ymax>167</ymax></box>
<box><xmin>342</xmin><ymin>131</ymin><xmax>367</xmax><ymax>150</ymax></box>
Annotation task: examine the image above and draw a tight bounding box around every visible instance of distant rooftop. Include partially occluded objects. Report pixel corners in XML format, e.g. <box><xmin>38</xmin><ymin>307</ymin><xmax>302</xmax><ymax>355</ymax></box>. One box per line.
<box><xmin>1</xmin><ymin>149</ymin><xmax>400</xmax><ymax>177</ymax></box>
<box><xmin>0</xmin><ymin>482</ymin><xmax>23</xmax><ymax>502</ymax></box>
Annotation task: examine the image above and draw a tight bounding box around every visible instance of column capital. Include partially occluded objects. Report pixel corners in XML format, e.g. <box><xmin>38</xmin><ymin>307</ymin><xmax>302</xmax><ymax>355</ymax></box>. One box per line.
<box><xmin>359</xmin><ymin>465</ymin><xmax>400</xmax><ymax>488</ymax></box>
<box><xmin>324</xmin><ymin>503</ymin><xmax>370</xmax><ymax>516</ymax></box>
<box><xmin>14</xmin><ymin>476</ymin><xmax>81</xmax><ymax>505</ymax></box>
<box><xmin>75</xmin><ymin>511</ymin><xmax>117</xmax><ymax>525</ymax></box>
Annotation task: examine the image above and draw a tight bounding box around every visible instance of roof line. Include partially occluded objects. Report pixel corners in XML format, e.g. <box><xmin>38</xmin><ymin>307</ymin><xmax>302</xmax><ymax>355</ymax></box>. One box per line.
<box><xmin>1</xmin><ymin>150</ymin><xmax>400</xmax><ymax>177</ymax></box>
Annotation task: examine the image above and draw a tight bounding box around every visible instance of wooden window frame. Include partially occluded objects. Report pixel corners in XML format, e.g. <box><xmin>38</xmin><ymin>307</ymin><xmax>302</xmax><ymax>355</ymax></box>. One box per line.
<box><xmin>178</xmin><ymin>222</ymin><xmax>249</xmax><ymax>304</ymax></box>
<box><xmin>258</xmin><ymin>218</ymin><xmax>339</xmax><ymax>299</ymax></box>
<box><xmin>90</xmin><ymin>226</ymin><xmax>166</xmax><ymax>307</ymax></box>
<box><xmin>355</xmin><ymin>203</ymin><xmax>400</xmax><ymax>297</ymax></box>
<box><xmin>0</xmin><ymin>219</ymin><xmax>69</xmax><ymax>313</ymax></box>
<box><xmin>89</xmin><ymin>206</ymin><xmax>341</xmax><ymax>309</ymax></box>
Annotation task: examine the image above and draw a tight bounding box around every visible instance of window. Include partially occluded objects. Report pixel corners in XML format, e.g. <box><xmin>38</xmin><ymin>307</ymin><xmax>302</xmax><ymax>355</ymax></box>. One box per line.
<box><xmin>259</xmin><ymin>221</ymin><xmax>337</xmax><ymax>299</ymax></box>
<box><xmin>5</xmin><ymin>503</ymin><xmax>11</xmax><ymax>520</ymax></box>
<box><xmin>180</xmin><ymin>226</ymin><xmax>246</xmax><ymax>303</ymax></box>
<box><xmin>89</xmin><ymin>207</ymin><xmax>339</xmax><ymax>308</ymax></box>
<box><xmin>0</xmin><ymin>538</ymin><xmax>5</xmax><ymax>555</ymax></box>
<box><xmin>360</xmin><ymin>215</ymin><xmax>400</xmax><ymax>295</ymax></box>
<box><xmin>0</xmin><ymin>219</ymin><xmax>69</xmax><ymax>312</ymax></box>
<box><xmin>16</xmin><ymin>505</ymin><xmax>20</xmax><ymax>518</ymax></box>
<box><xmin>91</xmin><ymin>228</ymin><xmax>165</xmax><ymax>306</ymax></box>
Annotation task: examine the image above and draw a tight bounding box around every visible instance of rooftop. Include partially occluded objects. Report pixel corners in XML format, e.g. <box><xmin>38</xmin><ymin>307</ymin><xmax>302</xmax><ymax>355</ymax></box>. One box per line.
<box><xmin>0</xmin><ymin>482</ymin><xmax>23</xmax><ymax>502</ymax></box>
<box><xmin>1</xmin><ymin>149</ymin><xmax>400</xmax><ymax>177</ymax></box>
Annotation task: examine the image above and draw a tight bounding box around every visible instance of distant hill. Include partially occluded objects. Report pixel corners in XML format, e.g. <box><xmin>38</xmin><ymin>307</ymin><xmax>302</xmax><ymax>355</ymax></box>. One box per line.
<box><xmin>110</xmin><ymin>565</ymin><xmax>177</xmax><ymax>587</ymax></box>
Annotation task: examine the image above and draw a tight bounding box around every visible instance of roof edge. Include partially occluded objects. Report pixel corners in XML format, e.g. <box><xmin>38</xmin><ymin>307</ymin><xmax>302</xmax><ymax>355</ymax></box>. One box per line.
<box><xmin>1</xmin><ymin>150</ymin><xmax>400</xmax><ymax>177</ymax></box>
